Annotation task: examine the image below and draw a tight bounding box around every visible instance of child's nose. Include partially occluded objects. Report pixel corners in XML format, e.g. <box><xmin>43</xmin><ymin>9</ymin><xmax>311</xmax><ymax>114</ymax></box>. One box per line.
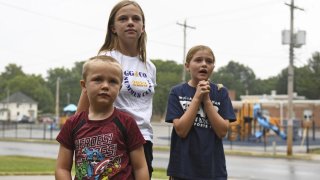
<box><xmin>128</xmin><ymin>18</ymin><xmax>134</xmax><ymax>25</ymax></box>
<box><xmin>201</xmin><ymin>59</ymin><xmax>207</xmax><ymax>66</ymax></box>
<box><xmin>101</xmin><ymin>81</ymin><xmax>109</xmax><ymax>88</ymax></box>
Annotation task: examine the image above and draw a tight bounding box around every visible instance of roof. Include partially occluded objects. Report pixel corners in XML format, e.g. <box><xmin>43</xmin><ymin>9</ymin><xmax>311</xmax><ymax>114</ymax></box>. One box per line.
<box><xmin>0</xmin><ymin>92</ymin><xmax>37</xmax><ymax>104</ymax></box>
<box><xmin>63</xmin><ymin>104</ymin><xmax>77</xmax><ymax>112</ymax></box>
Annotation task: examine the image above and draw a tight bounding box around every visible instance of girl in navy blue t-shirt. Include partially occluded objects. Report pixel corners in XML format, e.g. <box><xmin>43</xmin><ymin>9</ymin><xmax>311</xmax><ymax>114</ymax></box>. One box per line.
<box><xmin>165</xmin><ymin>45</ymin><xmax>236</xmax><ymax>180</ymax></box>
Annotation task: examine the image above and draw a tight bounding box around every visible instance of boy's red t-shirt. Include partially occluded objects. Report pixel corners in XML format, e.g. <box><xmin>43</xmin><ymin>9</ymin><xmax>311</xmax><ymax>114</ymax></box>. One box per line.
<box><xmin>56</xmin><ymin>108</ymin><xmax>145</xmax><ymax>180</ymax></box>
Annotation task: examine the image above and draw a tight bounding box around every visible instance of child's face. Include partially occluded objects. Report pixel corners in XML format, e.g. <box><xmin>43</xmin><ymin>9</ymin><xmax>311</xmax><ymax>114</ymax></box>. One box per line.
<box><xmin>186</xmin><ymin>49</ymin><xmax>215</xmax><ymax>83</ymax></box>
<box><xmin>112</xmin><ymin>4</ymin><xmax>144</xmax><ymax>43</ymax></box>
<box><xmin>82</xmin><ymin>61</ymin><xmax>122</xmax><ymax>108</ymax></box>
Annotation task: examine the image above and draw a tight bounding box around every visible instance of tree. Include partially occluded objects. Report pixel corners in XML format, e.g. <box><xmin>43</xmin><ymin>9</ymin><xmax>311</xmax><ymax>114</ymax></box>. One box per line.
<box><xmin>0</xmin><ymin>64</ymin><xmax>25</xmax><ymax>79</ymax></box>
<box><xmin>6</xmin><ymin>74</ymin><xmax>54</xmax><ymax>113</ymax></box>
<box><xmin>69</xmin><ymin>61</ymin><xmax>85</xmax><ymax>104</ymax></box>
<box><xmin>46</xmin><ymin>61</ymin><xmax>84</xmax><ymax>113</ymax></box>
<box><xmin>152</xmin><ymin>59</ymin><xmax>183</xmax><ymax>119</ymax></box>
<box><xmin>295</xmin><ymin>52</ymin><xmax>320</xmax><ymax>99</ymax></box>
<box><xmin>274</xmin><ymin>68</ymin><xmax>289</xmax><ymax>95</ymax></box>
<box><xmin>272</xmin><ymin>51</ymin><xmax>320</xmax><ymax>99</ymax></box>
<box><xmin>0</xmin><ymin>64</ymin><xmax>54</xmax><ymax>113</ymax></box>
<box><xmin>212</xmin><ymin>61</ymin><xmax>256</xmax><ymax>99</ymax></box>
<box><xmin>251</xmin><ymin>77</ymin><xmax>278</xmax><ymax>95</ymax></box>
<box><xmin>0</xmin><ymin>64</ymin><xmax>25</xmax><ymax>100</ymax></box>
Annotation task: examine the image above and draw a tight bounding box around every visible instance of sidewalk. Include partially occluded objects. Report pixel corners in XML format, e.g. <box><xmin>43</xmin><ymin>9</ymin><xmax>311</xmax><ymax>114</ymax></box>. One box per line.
<box><xmin>0</xmin><ymin>176</ymin><xmax>53</xmax><ymax>180</ymax></box>
<box><xmin>223</xmin><ymin>139</ymin><xmax>320</xmax><ymax>162</ymax></box>
<box><xmin>0</xmin><ymin>176</ymin><xmax>167</xmax><ymax>180</ymax></box>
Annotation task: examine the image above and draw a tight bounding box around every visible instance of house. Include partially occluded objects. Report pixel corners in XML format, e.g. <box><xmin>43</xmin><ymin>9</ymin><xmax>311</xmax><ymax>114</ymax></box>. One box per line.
<box><xmin>0</xmin><ymin>92</ymin><xmax>38</xmax><ymax>122</ymax></box>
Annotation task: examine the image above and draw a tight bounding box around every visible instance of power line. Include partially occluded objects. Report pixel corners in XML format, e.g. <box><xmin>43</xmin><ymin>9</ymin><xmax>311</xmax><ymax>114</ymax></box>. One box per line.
<box><xmin>187</xmin><ymin>0</ymin><xmax>279</xmax><ymax>21</ymax></box>
<box><xmin>0</xmin><ymin>1</ymin><xmax>104</xmax><ymax>31</ymax></box>
<box><xmin>0</xmin><ymin>1</ymin><xmax>186</xmax><ymax>51</ymax></box>
<box><xmin>148</xmin><ymin>39</ymin><xmax>181</xmax><ymax>48</ymax></box>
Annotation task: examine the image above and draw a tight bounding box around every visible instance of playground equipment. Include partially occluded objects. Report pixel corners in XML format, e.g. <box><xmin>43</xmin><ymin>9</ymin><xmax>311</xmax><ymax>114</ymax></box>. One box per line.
<box><xmin>253</xmin><ymin>104</ymin><xmax>286</xmax><ymax>140</ymax></box>
<box><xmin>228</xmin><ymin>101</ymin><xmax>287</xmax><ymax>142</ymax></box>
<box><xmin>59</xmin><ymin>104</ymin><xmax>77</xmax><ymax>128</ymax></box>
<box><xmin>300</xmin><ymin>110</ymin><xmax>313</xmax><ymax>152</ymax></box>
<box><xmin>228</xmin><ymin>96</ymin><xmax>319</xmax><ymax>145</ymax></box>
<box><xmin>233</xmin><ymin>101</ymin><xmax>255</xmax><ymax>141</ymax></box>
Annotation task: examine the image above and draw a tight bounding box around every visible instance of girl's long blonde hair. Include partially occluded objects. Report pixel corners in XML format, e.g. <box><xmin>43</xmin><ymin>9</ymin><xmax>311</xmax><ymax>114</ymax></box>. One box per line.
<box><xmin>98</xmin><ymin>0</ymin><xmax>147</xmax><ymax>63</ymax></box>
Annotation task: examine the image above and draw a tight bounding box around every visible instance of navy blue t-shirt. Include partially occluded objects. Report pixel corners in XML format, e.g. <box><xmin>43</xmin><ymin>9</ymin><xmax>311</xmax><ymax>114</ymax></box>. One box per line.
<box><xmin>165</xmin><ymin>82</ymin><xmax>236</xmax><ymax>180</ymax></box>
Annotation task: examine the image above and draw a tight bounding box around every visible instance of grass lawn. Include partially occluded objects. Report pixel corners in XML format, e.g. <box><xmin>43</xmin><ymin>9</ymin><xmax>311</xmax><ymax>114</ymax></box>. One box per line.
<box><xmin>0</xmin><ymin>155</ymin><xmax>167</xmax><ymax>178</ymax></box>
<box><xmin>309</xmin><ymin>148</ymin><xmax>320</xmax><ymax>154</ymax></box>
<box><xmin>0</xmin><ymin>156</ymin><xmax>55</xmax><ymax>175</ymax></box>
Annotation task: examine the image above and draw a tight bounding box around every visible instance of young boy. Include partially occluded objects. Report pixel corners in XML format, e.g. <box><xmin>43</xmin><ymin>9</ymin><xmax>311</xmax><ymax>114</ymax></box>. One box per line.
<box><xmin>55</xmin><ymin>56</ymin><xmax>149</xmax><ymax>180</ymax></box>
<box><xmin>165</xmin><ymin>45</ymin><xmax>236</xmax><ymax>180</ymax></box>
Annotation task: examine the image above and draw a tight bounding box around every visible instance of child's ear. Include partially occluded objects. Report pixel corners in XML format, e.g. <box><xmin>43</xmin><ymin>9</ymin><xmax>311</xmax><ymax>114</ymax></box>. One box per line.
<box><xmin>80</xmin><ymin>80</ymin><xmax>86</xmax><ymax>91</ymax></box>
<box><xmin>142</xmin><ymin>24</ymin><xmax>145</xmax><ymax>33</ymax></box>
<box><xmin>111</xmin><ymin>25</ymin><xmax>116</xmax><ymax>34</ymax></box>
<box><xmin>185</xmin><ymin>62</ymin><xmax>190</xmax><ymax>72</ymax></box>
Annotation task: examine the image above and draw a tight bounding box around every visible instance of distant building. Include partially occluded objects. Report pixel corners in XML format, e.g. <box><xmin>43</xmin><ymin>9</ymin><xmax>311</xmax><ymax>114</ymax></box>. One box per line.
<box><xmin>0</xmin><ymin>92</ymin><xmax>38</xmax><ymax>122</ymax></box>
<box><xmin>232</xmin><ymin>90</ymin><xmax>320</xmax><ymax>127</ymax></box>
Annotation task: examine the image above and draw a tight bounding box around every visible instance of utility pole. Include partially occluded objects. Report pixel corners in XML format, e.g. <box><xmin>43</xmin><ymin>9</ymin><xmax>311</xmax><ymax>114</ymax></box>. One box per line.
<box><xmin>285</xmin><ymin>0</ymin><xmax>304</xmax><ymax>156</ymax></box>
<box><xmin>55</xmin><ymin>77</ymin><xmax>60</xmax><ymax>124</ymax></box>
<box><xmin>177</xmin><ymin>19</ymin><xmax>196</xmax><ymax>82</ymax></box>
<box><xmin>6</xmin><ymin>88</ymin><xmax>10</xmax><ymax>122</ymax></box>
<box><xmin>67</xmin><ymin>92</ymin><xmax>70</xmax><ymax>105</ymax></box>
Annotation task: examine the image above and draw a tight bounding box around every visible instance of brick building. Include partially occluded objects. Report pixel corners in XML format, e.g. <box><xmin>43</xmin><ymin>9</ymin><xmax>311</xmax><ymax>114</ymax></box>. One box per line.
<box><xmin>232</xmin><ymin>90</ymin><xmax>320</xmax><ymax>127</ymax></box>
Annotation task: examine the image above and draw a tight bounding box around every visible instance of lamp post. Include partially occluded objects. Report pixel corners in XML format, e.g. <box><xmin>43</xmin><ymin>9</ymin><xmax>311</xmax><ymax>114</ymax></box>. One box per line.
<box><xmin>55</xmin><ymin>77</ymin><xmax>60</xmax><ymax>124</ymax></box>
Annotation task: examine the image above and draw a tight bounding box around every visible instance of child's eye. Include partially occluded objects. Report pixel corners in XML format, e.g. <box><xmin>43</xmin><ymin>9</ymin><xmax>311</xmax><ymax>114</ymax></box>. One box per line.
<box><xmin>205</xmin><ymin>59</ymin><xmax>214</xmax><ymax>64</ymax></box>
<box><xmin>118</xmin><ymin>16</ymin><xmax>128</xmax><ymax>22</ymax></box>
<box><xmin>93</xmin><ymin>77</ymin><xmax>102</xmax><ymax>82</ymax></box>
<box><xmin>194</xmin><ymin>58</ymin><xmax>202</xmax><ymax>62</ymax></box>
<box><xmin>132</xmin><ymin>15</ymin><xmax>142</xmax><ymax>22</ymax></box>
<box><xmin>109</xmin><ymin>79</ymin><xmax>119</xmax><ymax>85</ymax></box>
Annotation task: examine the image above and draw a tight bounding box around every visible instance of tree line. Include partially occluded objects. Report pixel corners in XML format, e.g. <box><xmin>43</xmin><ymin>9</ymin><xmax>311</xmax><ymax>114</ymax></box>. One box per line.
<box><xmin>0</xmin><ymin>52</ymin><xmax>319</xmax><ymax>120</ymax></box>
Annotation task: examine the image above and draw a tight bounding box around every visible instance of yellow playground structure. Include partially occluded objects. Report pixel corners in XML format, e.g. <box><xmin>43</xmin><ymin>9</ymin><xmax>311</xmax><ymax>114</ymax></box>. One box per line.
<box><xmin>228</xmin><ymin>101</ymin><xmax>286</xmax><ymax>142</ymax></box>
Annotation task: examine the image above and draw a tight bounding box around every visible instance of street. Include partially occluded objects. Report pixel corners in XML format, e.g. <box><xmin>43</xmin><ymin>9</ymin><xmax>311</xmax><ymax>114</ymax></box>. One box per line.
<box><xmin>0</xmin><ymin>141</ymin><xmax>319</xmax><ymax>180</ymax></box>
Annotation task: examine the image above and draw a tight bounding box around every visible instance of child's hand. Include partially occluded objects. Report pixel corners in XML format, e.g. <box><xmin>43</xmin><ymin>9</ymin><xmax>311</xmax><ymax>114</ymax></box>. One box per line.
<box><xmin>195</xmin><ymin>80</ymin><xmax>210</xmax><ymax>101</ymax></box>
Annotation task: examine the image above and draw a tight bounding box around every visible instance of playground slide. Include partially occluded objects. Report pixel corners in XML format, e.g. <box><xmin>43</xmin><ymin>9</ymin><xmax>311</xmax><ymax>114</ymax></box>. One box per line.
<box><xmin>255</xmin><ymin>115</ymin><xmax>287</xmax><ymax>140</ymax></box>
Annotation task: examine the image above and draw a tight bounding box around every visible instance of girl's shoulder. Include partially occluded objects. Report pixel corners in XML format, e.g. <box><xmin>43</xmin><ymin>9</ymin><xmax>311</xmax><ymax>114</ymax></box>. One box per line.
<box><xmin>210</xmin><ymin>83</ymin><xmax>227</xmax><ymax>90</ymax></box>
<box><xmin>210</xmin><ymin>83</ymin><xmax>230</xmax><ymax>95</ymax></box>
<box><xmin>146</xmin><ymin>57</ymin><xmax>156</xmax><ymax>70</ymax></box>
<box><xmin>99</xmin><ymin>50</ymin><xmax>120</xmax><ymax>61</ymax></box>
<box><xmin>170</xmin><ymin>82</ymin><xmax>189</xmax><ymax>93</ymax></box>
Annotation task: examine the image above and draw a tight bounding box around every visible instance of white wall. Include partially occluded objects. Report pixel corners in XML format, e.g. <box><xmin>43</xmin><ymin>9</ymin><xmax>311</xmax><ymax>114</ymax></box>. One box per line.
<box><xmin>0</xmin><ymin>102</ymin><xmax>37</xmax><ymax>122</ymax></box>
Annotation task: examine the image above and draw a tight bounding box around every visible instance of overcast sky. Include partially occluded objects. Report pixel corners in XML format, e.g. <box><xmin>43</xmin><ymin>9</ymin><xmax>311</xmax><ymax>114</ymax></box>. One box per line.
<box><xmin>0</xmin><ymin>0</ymin><xmax>319</xmax><ymax>80</ymax></box>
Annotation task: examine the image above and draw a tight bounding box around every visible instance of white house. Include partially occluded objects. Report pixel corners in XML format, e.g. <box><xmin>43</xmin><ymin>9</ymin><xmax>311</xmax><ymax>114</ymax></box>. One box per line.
<box><xmin>0</xmin><ymin>92</ymin><xmax>38</xmax><ymax>122</ymax></box>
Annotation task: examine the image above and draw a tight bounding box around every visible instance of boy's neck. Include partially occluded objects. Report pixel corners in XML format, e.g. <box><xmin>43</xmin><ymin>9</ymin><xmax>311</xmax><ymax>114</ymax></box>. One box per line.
<box><xmin>88</xmin><ymin>106</ymin><xmax>114</xmax><ymax>121</ymax></box>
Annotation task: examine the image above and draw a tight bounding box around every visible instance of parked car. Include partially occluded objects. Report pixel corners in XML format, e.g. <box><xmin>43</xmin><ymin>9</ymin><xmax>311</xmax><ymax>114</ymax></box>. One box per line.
<box><xmin>38</xmin><ymin>114</ymin><xmax>54</xmax><ymax>124</ymax></box>
<box><xmin>18</xmin><ymin>115</ymin><xmax>33</xmax><ymax>123</ymax></box>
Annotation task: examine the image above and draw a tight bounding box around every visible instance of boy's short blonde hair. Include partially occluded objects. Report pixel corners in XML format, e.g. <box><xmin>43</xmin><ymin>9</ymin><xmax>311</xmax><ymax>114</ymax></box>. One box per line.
<box><xmin>82</xmin><ymin>55</ymin><xmax>123</xmax><ymax>81</ymax></box>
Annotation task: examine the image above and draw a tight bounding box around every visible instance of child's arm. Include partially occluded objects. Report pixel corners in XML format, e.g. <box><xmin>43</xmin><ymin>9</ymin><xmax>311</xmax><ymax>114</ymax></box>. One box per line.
<box><xmin>173</xmin><ymin>97</ymin><xmax>201</xmax><ymax>138</ymax></box>
<box><xmin>172</xmin><ymin>81</ymin><xmax>208</xmax><ymax>138</ymax></box>
<box><xmin>130</xmin><ymin>146</ymin><xmax>149</xmax><ymax>179</ymax></box>
<box><xmin>203</xmin><ymin>98</ymin><xmax>229</xmax><ymax>138</ymax></box>
<box><xmin>202</xmin><ymin>83</ymin><xmax>229</xmax><ymax>138</ymax></box>
<box><xmin>55</xmin><ymin>145</ymin><xmax>74</xmax><ymax>180</ymax></box>
<box><xmin>76</xmin><ymin>89</ymin><xmax>89</xmax><ymax>114</ymax></box>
